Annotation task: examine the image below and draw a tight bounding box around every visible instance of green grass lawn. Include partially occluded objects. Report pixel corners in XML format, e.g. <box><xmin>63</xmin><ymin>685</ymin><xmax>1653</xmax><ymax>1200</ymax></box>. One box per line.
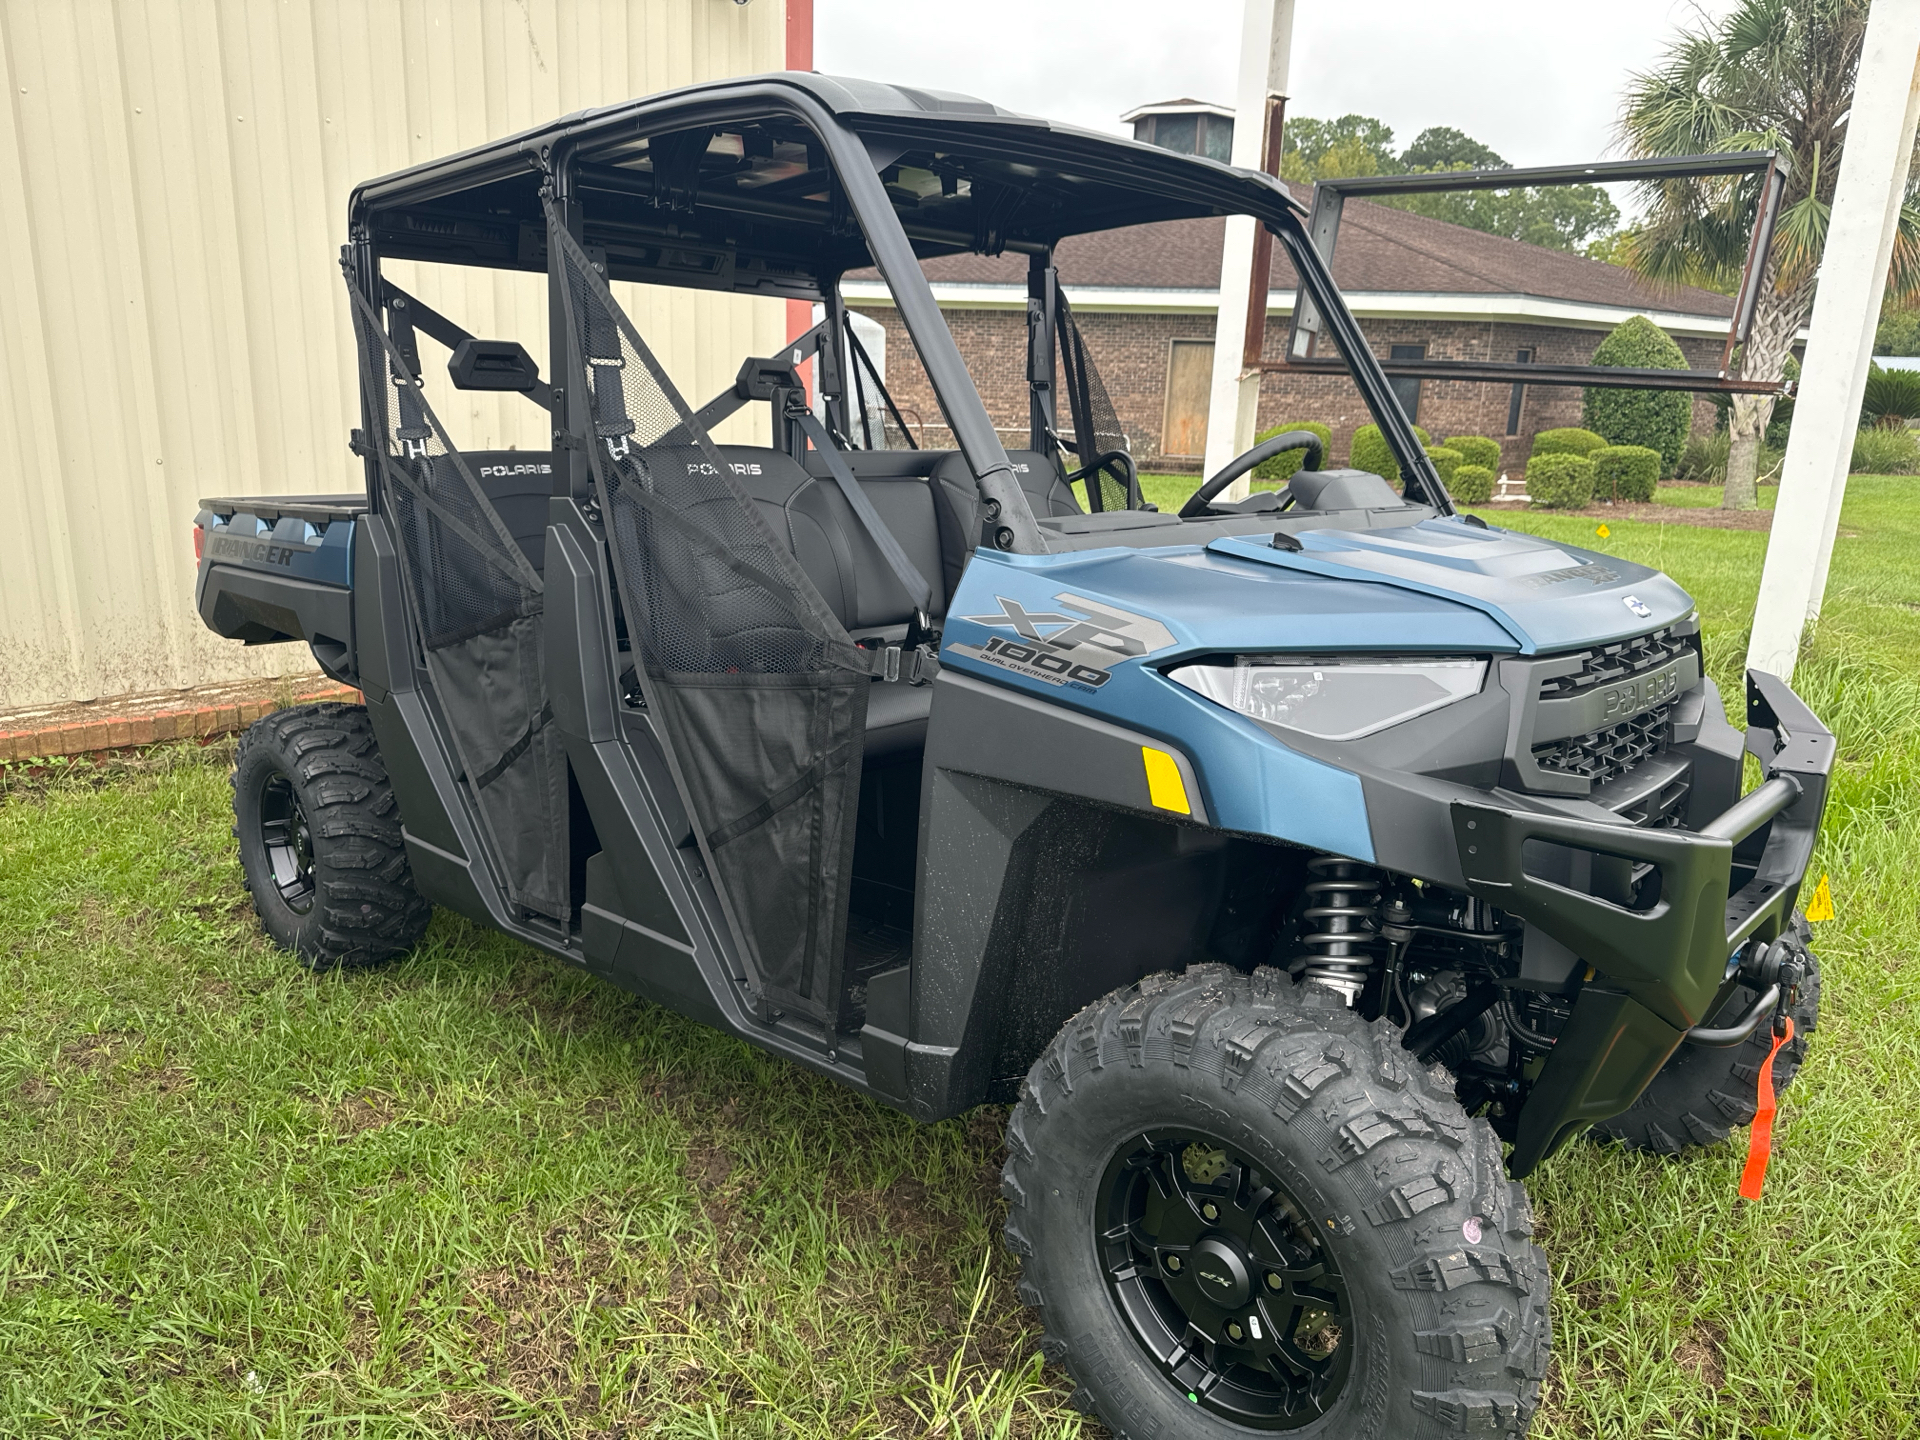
<box><xmin>4</xmin><ymin>481</ymin><xmax>1920</xmax><ymax>1436</ymax></box>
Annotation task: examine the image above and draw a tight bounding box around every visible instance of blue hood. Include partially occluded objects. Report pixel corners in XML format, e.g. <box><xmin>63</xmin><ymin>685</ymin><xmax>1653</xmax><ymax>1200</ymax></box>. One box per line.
<box><xmin>938</xmin><ymin>516</ymin><xmax>1697</xmax><ymax>860</ymax></box>
<box><xmin>1208</xmin><ymin>518</ymin><xmax>1692</xmax><ymax>654</ymax></box>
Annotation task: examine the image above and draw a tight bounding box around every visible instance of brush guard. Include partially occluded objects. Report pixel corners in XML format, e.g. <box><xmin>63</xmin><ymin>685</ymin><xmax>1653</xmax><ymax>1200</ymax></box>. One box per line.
<box><xmin>1449</xmin><ymin>669</ymin><xmax>1832</xmax><ymax>1176</ymax></box>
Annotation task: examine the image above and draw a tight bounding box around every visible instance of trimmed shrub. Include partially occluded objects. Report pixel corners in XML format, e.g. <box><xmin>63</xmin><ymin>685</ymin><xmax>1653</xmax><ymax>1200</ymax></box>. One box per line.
<box><xmin>1444</xmin><ymin>435</ymin><xmax>1502</xmax><ymax>470</ymax></box>
<box><xmin>1582</xmin><ymin>315</ymin><xmax>1691</xmax><ymax>472</ymax></box>
<box><xmin>1450</xmin><ymin>463</ymin><xmax>1496</xmax><ymax>504</ymax></box>
<box><xmin>1527</xmin><ymin>452</ymin><xmax>1594</xmax><ymax>509</ymax></box>
<box><xmin>1252</xmin><ymin>420</ymin><xmax>1334</xmax><ymax>482</ymax></box>
<box><xmin>1425</xmin><ymin>446</ymin><xmax>1465</xmax><ymax>485</ymax></box>
<box><xmin>1349</xmin><ymin>422</ymin><xmax>1432</xmax><ymax>485</ymax></box>
<box><xmin>1531</xmin><ymin>427</ymin><xmax>1607</xmax><ymax>459</ymax></box>
<box><xmin>1850</xmin><ymin>425</ymin><xmax>1920</xmax><ymax>475</ymax></box>
<box><xmin>1589</xmin><ymin>444</ymin><xmax>1661</xmax><ymax>503</ymax></box>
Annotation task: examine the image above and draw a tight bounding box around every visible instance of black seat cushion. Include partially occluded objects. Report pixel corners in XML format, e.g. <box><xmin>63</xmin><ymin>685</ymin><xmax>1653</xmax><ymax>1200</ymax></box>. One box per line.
<box><xmin>726</xmin><ymin>446</ymin><xmax>947</xmax><ymax>631</ymax></box>
<box><xmin>462</xmin><ymin>450</ymin><xmax>558</xmax><ymax>573</ymax></box>
<box><xmin>926</xmin><ymin>450</ymin><xmax>1081</xmax><ymax>595</ymax></box>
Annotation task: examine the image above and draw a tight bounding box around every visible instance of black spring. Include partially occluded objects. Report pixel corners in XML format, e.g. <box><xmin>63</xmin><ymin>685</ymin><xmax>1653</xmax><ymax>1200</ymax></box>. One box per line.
<box><xmin>1297</xmin><ymin>857</ymin><xmax>1382</xmax><ymax>1001</ymax></box>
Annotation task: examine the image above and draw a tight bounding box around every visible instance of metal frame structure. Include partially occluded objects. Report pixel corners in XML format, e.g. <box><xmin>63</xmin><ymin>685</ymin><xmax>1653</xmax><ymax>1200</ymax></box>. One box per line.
<box><xmin>1270</xmin><ymin>150</ymin><xmax>1789</xmax><ymax>395</ymax></box>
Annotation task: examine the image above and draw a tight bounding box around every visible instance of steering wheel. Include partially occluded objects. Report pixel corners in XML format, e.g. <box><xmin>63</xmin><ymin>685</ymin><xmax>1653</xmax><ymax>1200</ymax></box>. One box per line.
<box><xmin>1178</xmin><ymin>430</ymin><xmax>1325</xmax><ymax>518</ymax></box>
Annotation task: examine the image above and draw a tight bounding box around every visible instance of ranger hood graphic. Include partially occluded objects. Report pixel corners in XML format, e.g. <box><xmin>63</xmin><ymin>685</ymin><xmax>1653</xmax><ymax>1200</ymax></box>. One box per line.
<box><xmin>955</xmin><ymin>593</ymin><xmax>1176</xmax><ymax>690</ymax></box>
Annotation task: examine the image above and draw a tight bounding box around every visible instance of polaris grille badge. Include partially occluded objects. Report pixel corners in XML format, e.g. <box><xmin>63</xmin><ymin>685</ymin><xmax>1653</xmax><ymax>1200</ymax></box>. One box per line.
<box><xmin>1623</xmin><ymin>594</ymin><xmax>1654</xmax><ymax>619</ymax></box>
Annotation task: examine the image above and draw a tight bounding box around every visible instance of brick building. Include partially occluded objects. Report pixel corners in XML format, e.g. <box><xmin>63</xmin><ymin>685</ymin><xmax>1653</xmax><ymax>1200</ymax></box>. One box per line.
<box><xmin>847</xmin><ymin>186</ymin><xmax>1734</xmax><ymax>476</ymax></box>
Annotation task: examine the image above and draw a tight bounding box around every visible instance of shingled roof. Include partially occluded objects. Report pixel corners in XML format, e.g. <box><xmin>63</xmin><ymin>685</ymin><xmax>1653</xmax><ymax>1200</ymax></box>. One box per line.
<box><xmin>903</xmin><ymin>185</ymin><xmax>1734</xmax><ymax>318</ymax></box>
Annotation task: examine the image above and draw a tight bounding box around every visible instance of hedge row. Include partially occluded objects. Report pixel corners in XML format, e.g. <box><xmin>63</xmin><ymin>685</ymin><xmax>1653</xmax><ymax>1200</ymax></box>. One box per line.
<box><xmin>1589</xmin><ymin>444</ymin><xmax>1660</xmax><ymax>503</ymax></box>
<box><xmin>1451</xmin><ymin>464</ymin><xmax>1496</xmax><ymax>504</ymax></box>
<box><xmin>1526</xmin><ymin>452</ymin><xmax>1593</xmax><ymax>508</ymax></box>
<box><xmin>1349</xmin><ymin>423</ymin><xmax>1432</xmax><ymax>485</ymax></box>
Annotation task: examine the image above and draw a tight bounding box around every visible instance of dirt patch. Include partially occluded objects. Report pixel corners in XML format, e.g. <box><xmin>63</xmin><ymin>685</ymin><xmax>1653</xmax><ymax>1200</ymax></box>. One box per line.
<box><xmin>58</xmin><ymin>1030</ymin><xmax>143</xmax><ymax>1073</ymax></box>
<box><xmin>332</xmin><ymin>1089</ymin><xmax>397</xmax><ymax>1137</ymax></box>
<box><xmin>14</xmin><ymin>1072</ymin><xmax>57</xmax><ymax>1106</ymax></box>
<box><xmin>1674</xmin><ymin>1321</ymin><xmax>1727</xmax><ymax>1389</ymax></box>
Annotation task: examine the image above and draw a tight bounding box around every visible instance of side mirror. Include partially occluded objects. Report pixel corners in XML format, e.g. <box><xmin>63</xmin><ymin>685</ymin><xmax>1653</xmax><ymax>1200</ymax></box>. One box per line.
<box><xmin>449</xmin><ymin>338</ymin><xmax>540</xmax><ymax>392</ymax></box>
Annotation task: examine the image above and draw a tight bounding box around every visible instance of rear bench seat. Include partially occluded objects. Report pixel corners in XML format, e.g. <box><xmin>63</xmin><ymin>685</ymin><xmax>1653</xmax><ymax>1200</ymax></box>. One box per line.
<box><xmin>719</xmin><ymin>446</ymin><xmax>1087</xmax><ymax>758</ymax></box>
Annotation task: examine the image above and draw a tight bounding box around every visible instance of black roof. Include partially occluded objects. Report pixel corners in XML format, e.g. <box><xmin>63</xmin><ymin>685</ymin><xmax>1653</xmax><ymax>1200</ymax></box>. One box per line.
<box><xmin>349</xmin><ymin>72</ymin><xmax>1304</xmax><ymax>298</ymax></box>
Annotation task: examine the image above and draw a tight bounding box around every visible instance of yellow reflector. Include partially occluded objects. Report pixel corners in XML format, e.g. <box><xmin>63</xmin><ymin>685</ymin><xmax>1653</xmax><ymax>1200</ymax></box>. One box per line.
<box><xmin>1142</xmin><ymin>747</ymin><xmax>1191</xmax><ymax>815</ymax></box>
<box><xmin>1805</xmin><ymin>872</ymin><xmax>1835</xmax><ymax>922</ymax></box>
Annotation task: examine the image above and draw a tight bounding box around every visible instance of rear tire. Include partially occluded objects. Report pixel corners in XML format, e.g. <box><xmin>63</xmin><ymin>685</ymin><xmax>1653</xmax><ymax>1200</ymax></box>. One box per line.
<box><xmin>232</xmin><ymin>702</ymin><xmax>431</xmax><ymax>968</ymax></box>
<box><xmin>1004</xmin><ymin>964</ymin><xmax>1550</xmax><ymax>1438</ymax></box>
<box><xmin>1592</xmin><ymin>918</ymin><xmax>1820</xmax><ymax>1155</ymax></box>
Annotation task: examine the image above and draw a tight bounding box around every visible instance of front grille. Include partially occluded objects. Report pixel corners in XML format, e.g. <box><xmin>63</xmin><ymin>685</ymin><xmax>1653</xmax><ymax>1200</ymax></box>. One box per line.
<box><xmin>1533</xmin><ymin>701</ymin><xmax>1675</xmax><ymax>786</ymax></box>
<box><xmin>1528</xmin><ymin>625</ymin><xmax>1698</xmax><ymax>817</ymax></box>
<box><xmin>1536</xmin><ymin>625</ymin><xmax>1693</xmax><ymax>698</ymax></box>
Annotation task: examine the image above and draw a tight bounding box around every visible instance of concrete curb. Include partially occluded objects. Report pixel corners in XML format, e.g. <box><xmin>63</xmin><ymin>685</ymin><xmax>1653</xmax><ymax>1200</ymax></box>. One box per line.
<box><xmin>0</xmin><ymin>682</ymin><xmax>361</xmax><ymax>764</ymax></box>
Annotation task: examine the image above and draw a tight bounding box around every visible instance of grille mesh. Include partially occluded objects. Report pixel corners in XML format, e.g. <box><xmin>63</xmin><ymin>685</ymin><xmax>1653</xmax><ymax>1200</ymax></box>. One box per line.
<box><xmin>1537</xmin><ymin>626</ymin><xmax>1692</xmax><ymax>698</ymax></box>
<box><xmin>1531</xmin><ymin>626</ymin><xmax>1696</xmax><ymax>792</ymax></box>
<box><xmin>1533</xmin><ymin>702</ymin><xmax>1675</xmax><ymax>786</ymax></box>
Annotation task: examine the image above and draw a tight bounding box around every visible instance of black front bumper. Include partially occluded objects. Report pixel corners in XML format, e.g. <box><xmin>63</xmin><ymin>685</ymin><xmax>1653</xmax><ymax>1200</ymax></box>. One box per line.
<box><xmin>1451</xmin><ymin>670</ymin><xmax>1833</xmax><ymax>1176</ymax></box>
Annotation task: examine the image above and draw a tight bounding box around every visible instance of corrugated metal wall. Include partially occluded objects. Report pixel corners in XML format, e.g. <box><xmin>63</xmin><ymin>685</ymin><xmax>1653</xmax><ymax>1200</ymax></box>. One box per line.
<box><xmin>0</xmin><ymin>0</ymin><xmax>790</xmax><ymax>710</ymax></box>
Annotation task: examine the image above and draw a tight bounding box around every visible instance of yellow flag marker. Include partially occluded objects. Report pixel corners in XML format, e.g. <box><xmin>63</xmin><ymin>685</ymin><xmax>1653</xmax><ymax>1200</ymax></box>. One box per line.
<box><xmin>1804</xmin><ymin>873</ymin><xmax>1835</xmax><ymax>922</ymax></box>
<box><xmin>1142</xmin><ymin>747</ymin><xmax>1191</xmax><ymax>815</ymax></box>
<box><xmin>1595</xmin><ymin>524</ymin><xmax>1611</xmax><ymax>538</ymax></box>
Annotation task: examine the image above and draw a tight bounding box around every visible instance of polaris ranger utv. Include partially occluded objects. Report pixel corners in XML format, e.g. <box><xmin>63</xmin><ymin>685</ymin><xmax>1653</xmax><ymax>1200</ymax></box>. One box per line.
<box><xmin>193</xmin><ymin>73</ymin><xmax>1828</xmax><ymax>1438</ymax></box>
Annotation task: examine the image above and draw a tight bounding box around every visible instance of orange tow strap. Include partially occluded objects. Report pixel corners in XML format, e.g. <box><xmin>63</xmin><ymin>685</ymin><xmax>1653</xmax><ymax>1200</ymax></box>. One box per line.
<box><xmin>1738</xmin><ymin>1016</ymin><xmax>1794</xmax><ymax>1201</ymax></box>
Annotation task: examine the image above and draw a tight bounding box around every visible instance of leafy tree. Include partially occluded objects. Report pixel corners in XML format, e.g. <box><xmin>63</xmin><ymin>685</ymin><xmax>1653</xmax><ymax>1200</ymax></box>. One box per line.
<box><xmin>1583</xmin><ymin>316</ymin><xmax>1693</xmax><ymax>471</ymax></box>
<box><xmin>1400</xmin><ymin>127</ymin><xmax>1507</xmax><ymax>171</ymax></box>
<box><xmin>1280</xmin><ymin>113</ymin><xmax>1620</xmax><ymax>251</ymax></box>
<box><xmin>1618</xmin><ymin>0</ymin><xmax>1920</xmax><ymax>510</ymax></box>
<box><xmin>1280</xmin><ymin>115</ymin><xmax>1400</xmax><ymax>180</ymax></box>
<box><xmin>1394</xmin><ymin>184</ymin><xmax>1621</xmax><ymax>252</ymax></box>
<box><xmin>1875</xmin><ymin>307</ymin><xmax>1920</xmax><ymax>356</ymax></box>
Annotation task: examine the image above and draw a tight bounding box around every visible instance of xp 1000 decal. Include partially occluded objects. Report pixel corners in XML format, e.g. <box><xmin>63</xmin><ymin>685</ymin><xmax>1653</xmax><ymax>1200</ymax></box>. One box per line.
<box><xmin>954</xmin><ymin>594</ymin><xmax>1176</xmax><ymax>691</ymax></box>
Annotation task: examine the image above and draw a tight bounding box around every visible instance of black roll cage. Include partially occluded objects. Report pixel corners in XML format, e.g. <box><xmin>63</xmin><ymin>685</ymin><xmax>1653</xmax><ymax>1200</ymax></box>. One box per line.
<box><xmin>345</xmin><ymin>74</ymin><xmax>1457</xmax><ymax>547</ymax></box>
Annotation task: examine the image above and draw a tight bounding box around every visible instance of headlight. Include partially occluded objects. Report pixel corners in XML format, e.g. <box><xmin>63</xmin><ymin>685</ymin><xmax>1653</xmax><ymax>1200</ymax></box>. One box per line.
<box><xmin>1167</xmin><ymin>656</ymin><xmax>1487</xmax><ymax>740</ymax></box>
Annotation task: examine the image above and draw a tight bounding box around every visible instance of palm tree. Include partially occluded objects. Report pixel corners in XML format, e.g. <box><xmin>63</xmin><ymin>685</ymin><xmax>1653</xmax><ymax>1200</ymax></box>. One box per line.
<box><xmin>1617</xmin><ymin>0</ymin><xmax>1920</xmax><ymax>509</ymax></box>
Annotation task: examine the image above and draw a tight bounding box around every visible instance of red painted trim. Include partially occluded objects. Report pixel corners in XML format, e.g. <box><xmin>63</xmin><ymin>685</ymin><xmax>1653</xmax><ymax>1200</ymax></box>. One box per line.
<box><xmin>785</xmin><ymin>0</ymin><xmax>813</xmax><ymax>72</ymax></box>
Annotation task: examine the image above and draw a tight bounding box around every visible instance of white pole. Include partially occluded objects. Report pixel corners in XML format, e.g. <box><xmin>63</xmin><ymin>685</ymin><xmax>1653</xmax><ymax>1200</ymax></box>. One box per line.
<box><xmin>1201</xmin><ymin>0</ymin><xmax>1295</xmax><ymax>501</ymax></box>
<box><xmin>1746</xmin><ymin>1</ymin><xmax>1920</xmax><ymax>682</ymax></box>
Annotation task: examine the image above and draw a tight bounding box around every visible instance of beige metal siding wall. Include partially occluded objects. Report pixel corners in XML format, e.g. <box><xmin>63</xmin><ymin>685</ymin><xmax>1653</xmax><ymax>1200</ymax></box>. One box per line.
<box><xmin>0</xmin><ymin>0</ymin><xmax>789</xmax><ymax>710</ymax></box>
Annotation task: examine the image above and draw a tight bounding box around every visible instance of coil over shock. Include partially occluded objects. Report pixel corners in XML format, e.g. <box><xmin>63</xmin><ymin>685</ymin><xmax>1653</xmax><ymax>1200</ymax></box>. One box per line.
<box><xmin>1295</xmin><ymin>857</ymin><xmax>1383</xmax><ymax>1004</ymax></box>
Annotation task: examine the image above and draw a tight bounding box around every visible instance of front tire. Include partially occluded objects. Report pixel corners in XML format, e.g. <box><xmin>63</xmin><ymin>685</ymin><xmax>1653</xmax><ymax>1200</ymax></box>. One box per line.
<box><xmin>232</xmin><ymin>702</ymin><xmax>431</xmax><ymax>968</ymax></box>
<box><xmin>1592</xmin><ymin>919</ymin><xmax>1820</xmax><ymax>1155</ymax></box>
<box><xmin>1004</xmin><ymin>964</ymin><xmax>1550</xmax><ymax>1438</ymax></box>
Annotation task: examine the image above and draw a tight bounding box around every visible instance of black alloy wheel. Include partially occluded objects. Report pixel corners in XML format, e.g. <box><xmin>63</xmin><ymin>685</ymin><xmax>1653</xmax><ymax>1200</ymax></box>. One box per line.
<box><xmin>1005</xmin><ymin>963</ymin><xmax>1551</xmax><ymax>1439</ymax></box>
<box><xmin>232</xmin><ymin>703</ymin><xmax>431</xmax><ymax>968</ymax></box>
<box><xmin>1099</xmin><ymin>1128</ymin><xmax>1351</xmax><ymax>1427</ymax></box>
<box><xmin>256</xmin><ymin>771</ymin><xmax>317</xmax><ymax>916</ymax></box>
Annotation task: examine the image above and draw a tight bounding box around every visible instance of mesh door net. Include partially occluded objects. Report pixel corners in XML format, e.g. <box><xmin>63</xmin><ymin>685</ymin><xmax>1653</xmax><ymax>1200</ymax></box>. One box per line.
<box><xmin>1056</xmin><ymin>293</ymin><xmax>1141</xmax><ymax>512</ymax></box>
<box><xmin>547</xmin><ymin>200</ymin><xmax>875</xmax><ymax>1026</ymax></box>
<box><xmin>342</xmin><ymin>265</ymin><xmax>569</xmax><ymax>920</ymax></box>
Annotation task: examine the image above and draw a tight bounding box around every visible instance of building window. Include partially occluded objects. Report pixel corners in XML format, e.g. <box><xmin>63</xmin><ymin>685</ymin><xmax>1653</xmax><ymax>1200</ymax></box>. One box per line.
<box><xmin>1389</xmin><ymin>344</ymin><xmax>1425</xmax><ymax>425</ymax></box>
<box><xmin>1506</xmin><ymin>348</ymin><xmax>1533</xmax><ymax>435</ymax></box>
<box><xmin>1132</xmin><ymin>111</ymin><xmax>1235</xmax><ymax>159</ymax></box>
<box><xmin>1162</xmin><ymin>338</ymin><xmax>1214</xmax><ymax>458</ymax></box>
<box><xmin>1203</xmin><ymin>115</ymin><xmax>1233</xmax><ymax>161</ymax></box>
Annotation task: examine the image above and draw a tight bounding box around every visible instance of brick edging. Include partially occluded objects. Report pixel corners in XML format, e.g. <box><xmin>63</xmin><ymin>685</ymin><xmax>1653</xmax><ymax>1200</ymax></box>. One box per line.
<box><xmin>0</xmin><ymin>684</ymin><xmax>362</xmax><ymax>764</ymax></box>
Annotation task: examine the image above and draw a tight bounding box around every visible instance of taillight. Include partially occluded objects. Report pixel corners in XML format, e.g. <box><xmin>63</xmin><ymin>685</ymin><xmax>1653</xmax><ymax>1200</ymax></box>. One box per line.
<box><xmin>193</xmin><ymin>524</ymin><xmax>205</xmax><ymax>563</ymax></box>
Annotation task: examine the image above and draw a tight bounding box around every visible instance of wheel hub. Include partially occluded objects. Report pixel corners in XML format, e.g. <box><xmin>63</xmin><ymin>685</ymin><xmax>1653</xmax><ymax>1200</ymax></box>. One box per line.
<box><xmin>1190</xmin><ymin>1235</ymin><xmax>1252</xmax><ymax>1309</ymax></box>
<box><xmin>258</xmin><ymin>771</ymin><xmax>316</xmax><ymax>917</ymax></box>
<box><xmin>1098</xmin><ymin>1127</ymin><xmax>1352</xmax><ymax>1429</ymax></box>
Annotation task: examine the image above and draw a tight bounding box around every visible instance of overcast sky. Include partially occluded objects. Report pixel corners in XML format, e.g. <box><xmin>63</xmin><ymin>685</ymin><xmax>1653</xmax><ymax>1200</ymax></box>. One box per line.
<box><xmin>816</xmin><ymin>1</ymin><xmax>1737</xmax><ymax>172</ymax></box>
